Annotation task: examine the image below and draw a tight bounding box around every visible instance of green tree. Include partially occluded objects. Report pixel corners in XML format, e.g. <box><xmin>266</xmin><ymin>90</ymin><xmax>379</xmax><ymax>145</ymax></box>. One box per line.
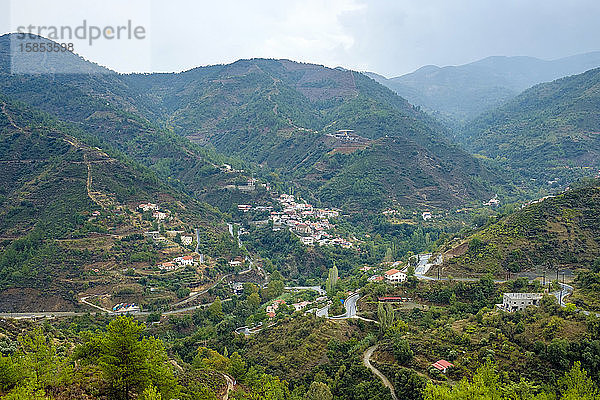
<box><xmin>559</xmin><ymin>361</ymin><xmax>598</xmax><ymax>400</ymax></box>
<box><xmin>378</xmin><ymin>302</ymin><xmax>395</xmax><ymax>333</ymax></box>
<box><xmin>228</xmin><ymin>352</ymin><xmax>247</xmax><ymax>381</ymax></box>
<box><xmin>76</xmin><ymin>316</ymin><xmax>176</xmax><ymax>400</ymax></box>
<box><xmin>248</xmin><ymin>292</ymin><xmax>261</xmax><ymax>310</ymax></box>
<box><xmin>305</xmin><ymin>381</ymin><xmax>333</xmax><ymax>400</ymax></box>
<box><xmin>141</xmin><ymin>385</ymin><xmax>162</xmax><ymax>400</ymax></box>
<box><xmin>326</xmin><ymin>264</ymin><xmax>339</xmax><ymax>293</ymax></box>
<box><xmin>208</xmin><ymin>297</ymin><xmax>224</xmax><ymax>320</ymax></box>
<box><xmin>392</xmin><ymin>338</ymin><xmax>413</xmax><ymax>365</ymax></box>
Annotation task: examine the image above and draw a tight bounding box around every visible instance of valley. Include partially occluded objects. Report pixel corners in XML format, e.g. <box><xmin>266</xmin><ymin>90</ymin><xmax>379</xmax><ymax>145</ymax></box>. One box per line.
<box><xmin>1</xmin><ymin>15</ymin><xmax>600</xmax><ymax>400</ymax></box>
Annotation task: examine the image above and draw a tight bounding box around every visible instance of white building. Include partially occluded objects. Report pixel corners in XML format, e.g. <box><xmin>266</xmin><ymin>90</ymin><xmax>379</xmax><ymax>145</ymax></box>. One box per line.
<box><xmin>181</xmin><ymin>235</ymin><xmax>193</xmax><ymax>246</ymax></box>
<box><xmin>422</xmin><ymin>211</ymin><xmax>432</xmax><ymax>220</ymax></box>
<box><xmin>153</xmin><ymin>211</ymin><xmax>168</xmax><ymax>220</ymax></box>
<box><xmin>497</xmin><ymin>293</ymin><xmax>543</xmax><ymax>312</ymax></box>
<box><xmin>385</xmin><ymin>268</ymin><xmax>407</xmax><ymax>283</ymax></box>
<box><xmin>138</xmin><ymin>203</ymin><xmax>159</xmax><ymax>212</ymax></box>
<box><xmin>300</xmin><ymin>236</ymin><xmax>314</xmax><ymax>245</ymax></box>
<box><xmin>173</xmin><ymin>255</ymin><xmax>194</xmax><ymax>266</ymax></box>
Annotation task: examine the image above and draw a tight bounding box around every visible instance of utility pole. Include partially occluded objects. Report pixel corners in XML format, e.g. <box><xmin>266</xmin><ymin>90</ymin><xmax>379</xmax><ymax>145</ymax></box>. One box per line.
<box><xmin>437</xmin><ymin>265</ymin><xmax>440</xmax><ymax>280</ymax></box>
<box><xmin>543</xmin><ymin>269</ymin><xmax>546</xmax><ymax>286</ymax></box>
<box><xmin>556</xmin><ymin>268</ymin><xmax>559</xmax><ymax>281</ymax></box>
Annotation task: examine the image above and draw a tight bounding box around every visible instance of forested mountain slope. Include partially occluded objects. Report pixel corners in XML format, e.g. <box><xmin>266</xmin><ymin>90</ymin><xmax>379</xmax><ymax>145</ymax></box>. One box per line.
<box><xmin>442</xmin><ymin>180</ymin><xmax>600</xmax><ymax>277</ymax></box>
<box><xmin>368</xmin><ymin>52</ymin><xmax>600</xmax><ymax>125</ymax></box>
<box><xmin>0</xmin><ymin>96</ymin><xmax>229</xmax><ymax>310</ymax></box>
<box><xmin>461</xmin><ymin>67</ymin><xmax>600</xmax><ymax>184</ymax></box>
<box><xmin>0</xmin><ymin>34</ymin><xmax>249</xmax><ymax>205</ymax></box>
<box><xmin>124</xmin><ymin>58</ymin><xmax>507</xmax><ymax>211</ymax></box>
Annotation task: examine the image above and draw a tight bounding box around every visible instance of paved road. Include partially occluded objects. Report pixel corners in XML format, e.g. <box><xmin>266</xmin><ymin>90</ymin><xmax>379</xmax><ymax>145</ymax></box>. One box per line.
<box><xmin>322</xmin><ymin>293</ymin><xmax>360</xmax><ymax>319</ymax></box>
<box><xmin>315</xmin><ymin>303</ymin><xmax>331</xmax><ymax>317</ymax></box>
<box><xmin>363</xmin><ymin>345</ymin><xmax>398</xmax><ymax>400</ymax></box>
<box><xmin>552</xmin><ymin>282</ymin><xmax>574</xmax><ymax>307</ymax></box>
<box><xmin>284</xmin><ymin>286</ymin><xmax>326</xmax><ymax>296</ymax></box>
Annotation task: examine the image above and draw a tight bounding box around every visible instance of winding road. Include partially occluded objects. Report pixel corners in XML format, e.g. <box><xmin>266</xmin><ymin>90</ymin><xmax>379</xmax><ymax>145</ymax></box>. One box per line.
<box><xmin>363</xmin><ymin>345</ymin><xmax>398</xmax><ymax>400</ymax></box>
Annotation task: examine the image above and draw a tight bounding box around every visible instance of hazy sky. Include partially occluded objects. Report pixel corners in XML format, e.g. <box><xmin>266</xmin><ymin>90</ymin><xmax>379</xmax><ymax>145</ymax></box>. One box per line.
<box><xmin>3</xmin><ymin>0</ymin><xmax>600</xmax><ymax>76</ymax></box>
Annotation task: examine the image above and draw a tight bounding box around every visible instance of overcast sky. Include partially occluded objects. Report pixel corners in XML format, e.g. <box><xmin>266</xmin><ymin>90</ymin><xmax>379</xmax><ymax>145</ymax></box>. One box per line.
<box><xmin>3</xmin><ymin>0</ymin><xmax>600</xmax><ymax>76</ymax></box>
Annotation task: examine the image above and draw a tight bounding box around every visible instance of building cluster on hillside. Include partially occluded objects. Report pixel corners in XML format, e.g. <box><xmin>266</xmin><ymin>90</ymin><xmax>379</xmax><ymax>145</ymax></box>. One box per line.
<box><xmin>138</xmin><ymin>202</ymin><xmax>171</xmax><ymax>221</ymax></box>
<box><xmin>484</xmin><ymin>196</ymin><xmax>500</xmax><ymax>207</ymax></box>
<box><xmin>521</xmin><ymin>195</ymin><xmax>556</xmax><ymax>209</ymax></box>
<box><xmin>237</xmin><ymin>204</ymin><xmax>274</xmax><ymax>213</ymax></box>
<box><xmin>265</xmin><ymin>295</ymin><xmax>328</xmax><ymax>319</ymax></box>
<box><xmin>266</xmin><ymin>299</ymin><xmax>286</xmax><ymax>318</ymax></box>
<box><xmin>226</xmin><ymin>178</ymin><xmax>271</xmax><ymax>193</ymax></box>
<box><xmin>269</xmin><ymin>194</ymin><xmax>351</xmax><ymax>247</ymax></box>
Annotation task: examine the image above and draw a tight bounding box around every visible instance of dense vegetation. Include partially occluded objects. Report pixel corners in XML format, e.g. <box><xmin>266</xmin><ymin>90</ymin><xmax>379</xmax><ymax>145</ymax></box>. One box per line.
<box><xmin>442</xmin><ymin>181</ymin><xmax>600</xmax><ymax>278</ymax></box>
<box><xmin>461</xmin><ymin>67</ymin><xmax>600</xmax><ymax>185</ymax></box>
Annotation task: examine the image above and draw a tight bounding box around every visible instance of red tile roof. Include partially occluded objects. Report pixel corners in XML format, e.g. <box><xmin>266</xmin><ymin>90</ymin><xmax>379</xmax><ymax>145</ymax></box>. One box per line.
<box><xmin>432</xmin><ymin>359</ymin><xmax>454</xmax><ymax>371</ymax></box>
<box><xmin>182</xmin><ymin>256</ymin><xmax>193</xmax><ymax>260</ymax></box>
<box><xmin>385</xmin><ymin>268</ymin><xmax>401</xmax><ymax>276</ymax></box>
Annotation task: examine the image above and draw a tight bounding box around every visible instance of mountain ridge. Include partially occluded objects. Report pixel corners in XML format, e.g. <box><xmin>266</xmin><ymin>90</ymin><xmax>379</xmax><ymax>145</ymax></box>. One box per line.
<box><xmin>367</xmin><ymin>51</ymin><xmax>600</xmax><ymax>125</ymax></box>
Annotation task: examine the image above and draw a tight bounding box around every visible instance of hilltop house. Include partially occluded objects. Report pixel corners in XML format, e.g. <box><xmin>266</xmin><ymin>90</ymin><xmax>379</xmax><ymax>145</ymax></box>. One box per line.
<box><xmin>497</xmin><ymin>293</ymin><xmax>543</xmax><ymax>312</ymax></box>
<box><xmin>300</xmin><ymin>236</ymin><xmax>314</xmax><ymax>245</ymax></box>
<box><xmin>385</xmin><ymin>268</ymin><xmax>407</xmax><ymax>283</ymax></box>
<box><xmin>159</xmin><ymin>262</ymin><xmax>177</xmax><ymax>271</ymax></box>
<box><xmin>139</xmin><ymin>203</ymin><xmax>158</xmax><ymax>212</ymax></box>
<box><xmin>153</xmin><ymin>211</ymin><xmax>168</xmax><ymax>220</ymax></box>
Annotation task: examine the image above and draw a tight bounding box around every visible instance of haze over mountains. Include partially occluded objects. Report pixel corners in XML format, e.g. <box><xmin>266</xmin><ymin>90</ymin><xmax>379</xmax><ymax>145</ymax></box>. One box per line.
<box><xmin>367</xmin><ymin>51</ymin><xmax>600</xmax><ymax>125</ymax></box>
<box><xmin>461</xmin><ymin>67</ymin><xmax>600</xmax><ymax>184</ymax></box>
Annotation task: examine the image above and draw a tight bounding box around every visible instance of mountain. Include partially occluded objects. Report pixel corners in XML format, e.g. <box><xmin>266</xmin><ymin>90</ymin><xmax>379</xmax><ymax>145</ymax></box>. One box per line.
<box><xmin>123</xmin><ymin>58</ymin><xmax>507</xmax><ymax>211</ymax></box>
<box><xmin>0</xmin><ymin>34</ymin><xmax>513</xmax><ymax>213</ymax></box>
<box><xmin>460</xmin><ymin>67</ymin><xmax>600</xmax><ymax>185</ymax></box>
<box><xmin>441</xmin><ymin>180</ymin><xmax>600</xmax><ymax>279</ymax></box>
<box><xmin>368</xmin><ymin>52</ymin><xmax>600</xmax><ymax>125</ymax></box>
<box><xmin>0</xmin><ymin>34</ymin><xmax>257</xmax><ymax>211</ymax></box>
<box><xmin>0</xmin><ymin>96</ymin><xmax>232</xmax><ymax>311</ymax></box>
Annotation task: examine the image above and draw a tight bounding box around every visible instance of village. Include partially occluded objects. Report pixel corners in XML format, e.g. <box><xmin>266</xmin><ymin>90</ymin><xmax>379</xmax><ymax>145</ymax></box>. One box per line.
<box><xmin>264</xmin><ymin>193</ymin><xmax>352</xmax><ymax>247</ymax></box>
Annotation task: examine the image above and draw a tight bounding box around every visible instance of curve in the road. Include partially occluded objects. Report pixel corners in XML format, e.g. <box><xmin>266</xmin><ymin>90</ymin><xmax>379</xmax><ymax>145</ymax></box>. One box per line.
<box><xmin>363</xmin><ymin>345</ymin><xmax>398</xmax><ymax>400</ymax></box>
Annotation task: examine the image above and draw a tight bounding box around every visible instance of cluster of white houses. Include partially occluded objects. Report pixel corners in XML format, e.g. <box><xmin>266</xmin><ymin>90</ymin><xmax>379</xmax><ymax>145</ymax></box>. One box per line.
<box><xmin>269</xmin><ymin>194</ymin><xmax>352</xmax><ymax>247</ymax></box>
<box><xmin>138</xmin><ymin>202</ymin><xmax>171</xmax><ymax>221</ymax></box>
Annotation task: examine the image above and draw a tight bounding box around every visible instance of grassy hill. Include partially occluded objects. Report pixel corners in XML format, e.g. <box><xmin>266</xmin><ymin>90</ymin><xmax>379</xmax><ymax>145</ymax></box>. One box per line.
<box><xmin>461</xmin><ymin>67</ymin><xmax>600</xmax><ymax>185</ymax></box>
<box><xmin>0</xmin><ymin>96</ymin><xmax>235</xmax><ymax>311</ymax></box>
<box><xmin>368</xmin><ymin>52</ymin><xmax>600</xmax><ymax>126</ymax></box>
<box><xmin>0</xmin><ymin>34</ymin><xmax>258</xmax><ymax>210</ymax></box>
<box><xmin>441</xmin><ymin>180</ymin><xmax>600</xmax><ymax>278</ymax></box>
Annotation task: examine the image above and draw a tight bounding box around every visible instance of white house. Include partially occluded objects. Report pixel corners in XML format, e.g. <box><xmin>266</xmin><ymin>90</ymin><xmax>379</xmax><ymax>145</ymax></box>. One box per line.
<box><xmin>422</xmin><ymin>211</ymin><xmax>432</xmax><ymax>220</ymax></box>
<box><xmin>181</xmin><ymin>235</ymin><xmax>193</xmax><ymax>246</ymax></box>
<box><xmin>173</xmin><ymin>255</ymin><xmax>194</xmax><ymax>266</ymax></box>
<box><xmin>139</xmin><ymin>203</ymin><xmax>158</xmax><ymax>212</ymax></box>
<box><xmin>384</xmin><ymin>268</ymin><xmax>407</xmax><ymax>283</ymax></box>
<box><xmin>153</xmin><ymin>211</ymin><xmax>168</xmax><ymax>220</ymax></box>
<box><xmin>497</xmin><ymin>293</ymin><xmax>543</xmax><ymax>312</ymax></box>
<box><xmin>300</xmin><ymin>236</ymin><xmax>314</xmax><ymax>245</ymax></box>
